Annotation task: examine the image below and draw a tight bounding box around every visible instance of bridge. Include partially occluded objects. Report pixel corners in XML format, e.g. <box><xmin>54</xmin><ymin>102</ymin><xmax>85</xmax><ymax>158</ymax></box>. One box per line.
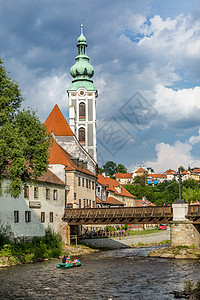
<box><xmin>63</xmin><ymin>205</ymin><xmax>200</xmax><ymax>225</ymax></box>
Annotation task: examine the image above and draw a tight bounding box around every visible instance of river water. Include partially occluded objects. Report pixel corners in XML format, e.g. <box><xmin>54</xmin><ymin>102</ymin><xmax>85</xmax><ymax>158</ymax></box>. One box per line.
<box><xmin>0</xmin><ymin>246</ymin><xmax>200</xmax><ymax>300</ymax></box>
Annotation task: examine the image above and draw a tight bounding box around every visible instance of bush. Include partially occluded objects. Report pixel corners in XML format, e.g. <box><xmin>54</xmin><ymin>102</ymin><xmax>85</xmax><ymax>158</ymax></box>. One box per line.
<box><xmin>0</xmin><ymin>224</ymin><xmax>12</xmax><ymax>248</ymax></box>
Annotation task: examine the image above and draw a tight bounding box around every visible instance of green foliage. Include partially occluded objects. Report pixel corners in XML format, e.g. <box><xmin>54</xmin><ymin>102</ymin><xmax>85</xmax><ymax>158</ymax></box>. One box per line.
<box><xmin>0</xmin><ymin>227</ymin><xmax>62</xmax><ymax>264</ymax></box>
<box><xmin>0</xmin><ymin>224</ymin><xmax>12</xmax><ymax>247</ymax></box>
<box><xmin>102</xmin><ymin>161</ymin><xmax>127</xmax><ymax>176</ymax></box>
<box><xmin>116</xmin><ymin>163</ymin><xmax>127</xmax><ymax>173</ymax></box>
<box><xmin>102</xmin><ymin>161</ymin><xmax>117</xmax><ymax>176</ymax></box>
<box><xmin>133</xmin><ymin>175</ymin><xmax>146</xmax><ymax>186</ymax></box>
<box><xmin>184</xmin><ymin>278</ymin><xmax>194</xmax><ymax>293</ymax></box>
<box><xmin>125</xmin><ymin>179</ymin><xmax>180</xmax><ymax>205</ymax></box>
<box><xmin>0</xmin><ymin>59</ymin><xmax>52</xmax><ymax>197</ymax></box>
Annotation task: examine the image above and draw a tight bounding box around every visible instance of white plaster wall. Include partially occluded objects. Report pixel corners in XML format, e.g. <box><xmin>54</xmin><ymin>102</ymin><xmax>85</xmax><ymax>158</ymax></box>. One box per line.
<box><xmin>0</xmin><ymin>179</ymin><xmax>66</xmax><ymax>240</ymax></box>
<box><xmin>48</xmin><ymin>164</ymin><xmax>65</xmax><ymax>183</ymax></box>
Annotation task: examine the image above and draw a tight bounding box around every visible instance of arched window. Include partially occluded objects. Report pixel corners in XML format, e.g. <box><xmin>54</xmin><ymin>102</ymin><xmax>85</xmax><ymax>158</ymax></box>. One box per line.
<box><xmin>79</xmin><ymin>127</ymin><xmax>85</xmax><ymax>142</ymax></box>
<box><xmin>79</xmin><ymin>102</ymin><xmax>86</xmax><ymax>119</ymax></box>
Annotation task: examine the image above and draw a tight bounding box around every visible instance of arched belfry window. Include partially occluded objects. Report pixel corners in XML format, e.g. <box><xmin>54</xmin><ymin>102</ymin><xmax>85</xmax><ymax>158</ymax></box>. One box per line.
<box><xmin>79</xmin><ymin>102</ymin><xmax>86</xmax><ymax>120</ymax></box>
<box><xmin>79</xmin><ymin>127</ymin><xmax>85</xmax><ymax>143</ymax></box>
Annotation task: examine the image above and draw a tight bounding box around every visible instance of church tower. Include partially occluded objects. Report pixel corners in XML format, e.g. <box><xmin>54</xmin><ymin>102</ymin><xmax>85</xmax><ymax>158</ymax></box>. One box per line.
<box><xmin>68</xmin><ymin>21</ymin><xmax>98</xmax><ymax>162</ymax></box>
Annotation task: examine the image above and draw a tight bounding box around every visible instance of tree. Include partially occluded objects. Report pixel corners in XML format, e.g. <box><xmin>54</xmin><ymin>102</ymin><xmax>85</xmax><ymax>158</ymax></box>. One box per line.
<box><xmin>102</xmin><ymin>161</ymin><xmax>117</xmax><ymax>176</ymax></box>
<box><xmin>116</xmin><ymin>163</ymin><xmax>127</xmax><ymax>173</ymax></box>
<box><xmin>0</xmin><ymin>59</ymin><xmax>51</xmax><ymax>197</ymax></box>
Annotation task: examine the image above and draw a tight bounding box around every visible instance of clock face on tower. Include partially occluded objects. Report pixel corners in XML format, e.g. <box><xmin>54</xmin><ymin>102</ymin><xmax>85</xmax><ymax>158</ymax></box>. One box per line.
<box><xmin>79</xmin><ymin>89</ymin><xmax>85</xmax><ymax>96</ymax></box>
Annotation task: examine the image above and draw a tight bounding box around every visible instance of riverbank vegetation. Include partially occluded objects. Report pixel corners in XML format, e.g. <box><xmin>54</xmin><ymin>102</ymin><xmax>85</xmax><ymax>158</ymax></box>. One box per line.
<box><xmin>172</xmin><ymin>278</ymin><xmax>200</xmax><ymax>299</ymax></box>
<box><xmin>125</xmin><ymin>178</ymin><xmax>200</xmax><ymax>205</ymax></box>
<box><xmin>0</xmin><ymin>225</ymin><xmax>63</xmax><ymax>266</ymax></box>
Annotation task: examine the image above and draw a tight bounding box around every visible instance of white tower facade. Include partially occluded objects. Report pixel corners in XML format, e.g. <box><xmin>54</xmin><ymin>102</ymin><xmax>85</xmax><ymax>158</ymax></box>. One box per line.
<box><xmin>68</xmin><ymin>22</ymin><xmax>98</xmax><ymax>162</ymax></box>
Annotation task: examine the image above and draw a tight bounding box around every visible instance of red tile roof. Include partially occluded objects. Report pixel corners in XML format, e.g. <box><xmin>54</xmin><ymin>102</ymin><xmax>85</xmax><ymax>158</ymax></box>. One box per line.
<box><xmin>135</xmin><ymin>167</ymin><xmax>147</xmax><ymax>173</ymax></box>
<box><xmin>37</xmin><ymin>169</ymin><xmax>65</xmax><ymax>185</ymax></box>
<box><xmin>98</xmin><ymin>174</ymin><xmax>135</xmax><ymax>198</ymax></box>
<box><xmin>49</xmin><ymin>139</ymin><xmax>96</xmax><ymax>177</ymax></box>
<box><xmin>106</xmin><ymin>197</ymin><xmax>124</xmax><ymax>206</ymax></box>
<box><xmin>192</xmin><ymin>169</ymin><xmax>200</xmax><ymax>174</ymax></box>
<box><xmin>135</xmin><ymin>199</ymin><xmax>156</xmax><ymax>207</ymax></box>
<box><xmin>148</xmin><ymin>174</ymin><xmax>167</xmax><ymax>178</ymax></box>
<box><xmin>164</xmin><ymin>169</ymin><xmax>176</xmax><ymax>175</ymax></box>
<box><xmin>96</xmin><ymin>197</ymin><xmax>103</xmax><ymax>203</ymax></box>
<box><xmin>44</xmin><ymin>104</ymin><xmax>74</xmax><ymax>136</ymax></box>
<box><xmin>114</xmin><ymin>173</ymin><xmax>133</xmax><ymax>179</ymax></box>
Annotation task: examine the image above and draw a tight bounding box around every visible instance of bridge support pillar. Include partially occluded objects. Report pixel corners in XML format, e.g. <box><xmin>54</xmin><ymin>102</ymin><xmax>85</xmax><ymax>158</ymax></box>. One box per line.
<box><xmin>171</xmin><ymin>203</ymin><xmax>200</xmax><ymax>249</ymax></box>
<box><xmin>65</xmin><ymin>224</ymin><xmax>71</xmax><ymax>245</ymax></box>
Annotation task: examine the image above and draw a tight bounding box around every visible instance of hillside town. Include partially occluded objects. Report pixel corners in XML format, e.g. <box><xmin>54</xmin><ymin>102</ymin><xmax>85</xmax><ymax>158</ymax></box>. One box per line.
<box><xmin>1</xmin><ymin>22</ymin><xmax>200</xmax><ymax>247</ymax></box>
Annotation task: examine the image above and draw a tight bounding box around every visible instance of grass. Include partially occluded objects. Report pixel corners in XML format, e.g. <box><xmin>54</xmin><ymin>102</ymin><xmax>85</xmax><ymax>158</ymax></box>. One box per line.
<box><xmin>126</xmin><ymin>228</ymin><xmax>161</xmax><ymax>236</ymax></box>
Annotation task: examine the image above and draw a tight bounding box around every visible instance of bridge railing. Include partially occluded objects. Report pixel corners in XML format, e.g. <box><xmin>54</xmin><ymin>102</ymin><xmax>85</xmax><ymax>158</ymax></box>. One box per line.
<box><xmin>188</xmin><ymin>205</ymin><xmax>200</xmax><ymax>216</ymax></box>
<box><xmin>63</xmin><ymin>206</ymin><xmax>172</xmax><ymax>219</ymax></box>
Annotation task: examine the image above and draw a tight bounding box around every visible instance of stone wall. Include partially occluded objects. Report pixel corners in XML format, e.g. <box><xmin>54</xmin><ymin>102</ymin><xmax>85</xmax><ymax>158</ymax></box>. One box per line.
<box><xmin>171</xmin><ymin>221</ymin><xmax>200</xmax><ymax>249</ymax></box>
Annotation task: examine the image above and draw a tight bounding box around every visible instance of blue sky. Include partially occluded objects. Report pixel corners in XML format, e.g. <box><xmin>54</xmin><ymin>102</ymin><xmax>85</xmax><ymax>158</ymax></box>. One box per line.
<box><xmin>1</xmin><ymin>0</ymin><xmax>200</xmax><ymax>172</ymax></box>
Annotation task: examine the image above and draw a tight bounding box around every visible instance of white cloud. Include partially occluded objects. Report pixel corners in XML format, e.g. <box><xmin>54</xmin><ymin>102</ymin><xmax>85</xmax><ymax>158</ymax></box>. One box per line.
<box><xmin>145</xmin><ymin>140</ymin><xmax>200</xmax><ymax>173</ymax></box>
<box><xmin>154</xmin><ymin>84</ymin><xmax>200</xmax><ymax>126</ymax></box>
<box><xmin>189</xmin><ymin>128</ymin><xmax>200</xmax><ymax>144</ymax></box>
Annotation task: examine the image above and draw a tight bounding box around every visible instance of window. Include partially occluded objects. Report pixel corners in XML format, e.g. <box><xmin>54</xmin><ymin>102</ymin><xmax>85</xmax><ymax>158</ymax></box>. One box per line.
<box><xmin>93</xmin><ymin>201</ymin><xmax>95</xmax><ymax>208</ymax></box>
<box><xmin>74</xmin><ymin>193</ymin><xmax>76</xmax><ymax>201</ymax></box>
<box><xmin>25</xmin><ymin>211</ymin><xmax>31</xmax><ymax>223</ymax></box>
<box><xmin>34</xmin><ymin>187</ymin><xmax>38</xmax><ymax>199</ymax></box>
<box><xmin>24</xmin><ymin>186</ymin><xmax>29</xmax><ymax>198</ymax></box>
<box><xmin>78</xmin><ymin>177</ymin><xmax>81</xmax><ymax>186</ymax></box>
<box><xmin>41</xmin><ymin>212</ymin><xmax>45</xmax><ymax>223</ymax></box>
<box><xmin>49</xmin><ymin>212</ymin><xmax>53</xmax><ymax>223</ymax></box>
<box><xmin>97</xmin><ymin>187</ymin><xmax>100</xmax><ymax>194</ymax></box>
<box><xmin>86</xmin><ymin>179</ymin><xmax>88</xmax><ymax>188</ymax></box>
<box><xmin>82</xmin><ymin>178</ymin><xmax>84</xmax><ymax>187</ymax></box>
<box><xmin>53</xmin><ymin>190</ymin><xmax>57</xmax><ymax>200</ymax></box>
<box><xmin>14</xmin><ymin>211</ymin><xmax>19</xmax><ymax>223</ymax></box>
<box><xmin>92</xmin><ymin>181</ymin><xmax>94</xmax><ymax>190</ymax></box>
<box><xmin>78</xmin><ymin>127</ymin><xmax>85</xmax><ymax>142</ymax></box>
<box><xmin>79</xmin><ymin>102</ymin><xmax>86</xmax><ymax>119</ymax></box>
<box><xmin>46</xmin><ymin>188</ymin><xmax>50</xmax><ymax>200</ymax></box>
<box><xmin>83</xmin><ymin>199</ymin><xmax>86</xmax><ymax>208</ymax></box>
<box><xmin>89</xmin><ymin>200</ymin><xmax>91</xmax><ymax>207</ymax></box>
<box><xmin>79</xmin><ymin>198</ymin><xmax>81</xmax><ymax>208</ymax></box>
<box><xmin>89</xmin><ymin>180</ymin><xmax>91</xmax><ymax>189</ymax></box>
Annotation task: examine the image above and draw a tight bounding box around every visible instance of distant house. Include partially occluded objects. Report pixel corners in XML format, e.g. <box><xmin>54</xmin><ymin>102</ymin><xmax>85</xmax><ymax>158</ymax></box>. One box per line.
<box><xmin>164</xmin><ymin>169</ymin><xmax>177</xmax><ymax>181</ymax></box>
<box><xmin>114</xmin><ymin>173</ymin><xmax>134</xmax><ymax>185</ymax></box>
<box><xmin>189</xmin><ymin>169</ymin><xmax>200</xmax><ymax>181</ymax></box>
<box><xmin>97</xmin><ymin>174</ymin><xmax>136</xmax><ymax>207</ymax></box>
<box><xmin>133</xmin><ymin>167</ymin><xmax>148</xmax><ymax>178</ymax></box>
<box><xmin>146</xmin><ymin>174</ymin><xmax>167</xmax><ymax>185</ymax></box>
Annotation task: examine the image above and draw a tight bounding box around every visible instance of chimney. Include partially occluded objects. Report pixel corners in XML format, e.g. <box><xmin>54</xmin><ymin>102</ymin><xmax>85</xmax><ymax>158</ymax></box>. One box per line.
<box><xmin>71</xmin><ymin>157</ymin><xmax>79</xmax><ymax>167</ymax></box>
<box><xmin>83</xmin><ymin>161</ymin><xmax>87</xmax><ymax>169</ymax></box>
<box><xmin>79</xmin><ymin>159</ymin><xmax>84</xmax><ymax>168</ymax></box>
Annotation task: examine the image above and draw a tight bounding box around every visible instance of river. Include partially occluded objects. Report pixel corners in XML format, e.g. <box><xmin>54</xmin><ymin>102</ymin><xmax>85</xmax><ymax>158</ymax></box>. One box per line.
<box><xmin>0</xmin><ymin>246</ymin><xmax>200</xmax><ymax>300</ymax></box>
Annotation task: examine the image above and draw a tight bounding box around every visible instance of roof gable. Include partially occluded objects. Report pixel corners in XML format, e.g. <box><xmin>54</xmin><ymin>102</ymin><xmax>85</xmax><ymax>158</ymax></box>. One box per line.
<box><xmin>49</xmin><ymin>139</ymin><xmax>95</xmax><ymax>177</ymax></box>
<box><xmin>44</xmin><ymin>104</ymin><xmax>74</xmax><ymax>136</ymax></box>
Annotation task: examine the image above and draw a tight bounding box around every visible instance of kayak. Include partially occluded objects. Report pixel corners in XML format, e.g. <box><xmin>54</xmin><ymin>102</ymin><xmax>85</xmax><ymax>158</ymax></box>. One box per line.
<box><xmin>57</xmin><ymin>262</ymin><xmax>81</xmax><ymax>268</ymax></box>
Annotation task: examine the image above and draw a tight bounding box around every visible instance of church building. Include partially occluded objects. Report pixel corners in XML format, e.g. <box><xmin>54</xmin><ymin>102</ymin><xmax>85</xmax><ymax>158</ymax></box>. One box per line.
<box><xmin>68</xmin><ymin>22</ymin><xmax>98</xmax><ymax>162</ymax></box>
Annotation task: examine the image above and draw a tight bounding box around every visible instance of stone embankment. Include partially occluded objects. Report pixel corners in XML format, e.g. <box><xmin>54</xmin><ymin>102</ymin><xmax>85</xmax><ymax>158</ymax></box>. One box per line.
<box><xmin>80</xmin><ymin>230</ymin><xmax>170</xmax><ymax>250</ymax></box>
<box><xmin>148</xmin><ymin>246</ymin><xmax>200</xmax><ymax>259</ymax></box>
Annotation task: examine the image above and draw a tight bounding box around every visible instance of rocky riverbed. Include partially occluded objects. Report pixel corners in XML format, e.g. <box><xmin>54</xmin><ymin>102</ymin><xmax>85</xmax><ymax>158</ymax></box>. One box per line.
<box><xmin>148</xmin><ymin>245</ymin><xmax>200</xmax><ymax>259</ymax></box>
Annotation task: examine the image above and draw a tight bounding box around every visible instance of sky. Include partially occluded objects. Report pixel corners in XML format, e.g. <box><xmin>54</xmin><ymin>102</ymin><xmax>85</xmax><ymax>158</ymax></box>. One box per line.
<box><xmin>1</xmin><ymin>0</ymin><xmax>200</xmax><ymax>173</ymax></box>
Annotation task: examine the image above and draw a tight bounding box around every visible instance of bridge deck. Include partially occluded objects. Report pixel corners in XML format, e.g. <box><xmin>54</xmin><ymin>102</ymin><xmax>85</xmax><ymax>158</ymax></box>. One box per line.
<box><xmin>63</xmin><ymin>206</ymin><xmax>173</xmax><ymax>225</ymax></box>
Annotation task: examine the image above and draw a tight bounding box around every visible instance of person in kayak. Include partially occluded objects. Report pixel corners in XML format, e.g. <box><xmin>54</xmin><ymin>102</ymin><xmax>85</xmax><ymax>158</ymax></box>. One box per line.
<box><xmin>62</xmin><ymin>255</ymin><xmax>66</xmax><ymax>263</ymax></box>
